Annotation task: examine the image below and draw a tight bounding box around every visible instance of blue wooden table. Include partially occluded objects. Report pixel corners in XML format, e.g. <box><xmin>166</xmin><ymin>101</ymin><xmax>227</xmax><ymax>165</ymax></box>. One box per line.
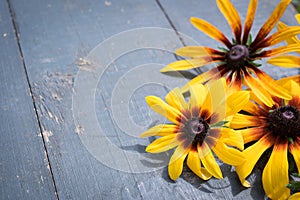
<box><xmin>1</xmin><ymin>0</ymin><xmax>299</xmax><ymax>199</ymax></box>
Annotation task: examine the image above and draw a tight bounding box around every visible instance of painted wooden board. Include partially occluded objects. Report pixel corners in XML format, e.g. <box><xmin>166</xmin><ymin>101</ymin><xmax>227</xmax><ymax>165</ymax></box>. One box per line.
<box><xmin>0</xmin><ymin>1</ymin><xmax>56</xmax><ymax>199</ymax></box>
<box><xmin>6</xmin><ymin>0</ymin><xmax>299</xmax><ymax>199</ymax></box>
<box><xmin>8</xmin><ymin>0</ymin><xmax>190</xmax><ymax>199</ymax></box>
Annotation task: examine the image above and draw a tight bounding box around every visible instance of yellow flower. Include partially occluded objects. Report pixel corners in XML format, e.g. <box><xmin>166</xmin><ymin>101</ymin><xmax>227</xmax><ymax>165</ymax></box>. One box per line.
<box><xmin>161</xmin><ymin>0</ymin><xmax>300</xmax><ymax>107</ymax></box>
<box><xmin>231</xmin><ymin>79</ymin><xmax>300</xmax><ymax>199</ymax></box>
<box><xmin>268</xmin><ymin>14</ymin><xmax>300</xmax><ymax>67</ymax></box>
<box><xmin>140</xmin><ymin>78</ymin><xmax>249</xmax><ymax>181</ymax></box>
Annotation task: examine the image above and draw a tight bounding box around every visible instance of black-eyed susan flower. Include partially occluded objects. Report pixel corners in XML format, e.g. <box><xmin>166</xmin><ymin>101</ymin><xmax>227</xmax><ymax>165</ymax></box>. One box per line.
<box><xmin>231</xmin><ymin>79</ymin><xmax>300</xmax><ymax>199</ymax></box>
<box><xmin>161</xmin><ymin>0</ymin><xmax>300</xmax><ymax>107</ymax></box>
<box><xmin>268</xmin><ymin>14</ymin><xmax>300</xmax><ymax>67</ymax></box>
<box><xmin>140</xmin><ymin>78</ymin><xmax>249</xmax><ymax>181</ymax></box>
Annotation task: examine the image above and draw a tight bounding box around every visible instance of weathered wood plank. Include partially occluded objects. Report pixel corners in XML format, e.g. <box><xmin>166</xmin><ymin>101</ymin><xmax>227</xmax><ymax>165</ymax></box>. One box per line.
<box><xmin>8</xmin><ymin>0</ymin><xmax>191</xmax><ymax>199</ymax></box>
<box><xmin>0</xmin><ymin>1</ymin><xmax>56</xmax><ymax>199</ymax></box>
<box><xmin>8</xmin><ymin>0</ymin><xmax>299</xmax><ymax>199</ymax></box>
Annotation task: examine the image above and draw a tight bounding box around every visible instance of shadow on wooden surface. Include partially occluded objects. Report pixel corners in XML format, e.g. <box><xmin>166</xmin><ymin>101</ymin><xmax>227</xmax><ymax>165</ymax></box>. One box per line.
<box><xmin>0</xmin><ymin>0</ymin><xmax>299</xmax><ymax>199</ymax></box>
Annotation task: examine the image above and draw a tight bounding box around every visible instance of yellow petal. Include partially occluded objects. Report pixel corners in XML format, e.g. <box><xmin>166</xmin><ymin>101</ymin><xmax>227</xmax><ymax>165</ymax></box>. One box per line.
<box><xmin>239</xmin><ymin>100</ymin><xmax>261</xmax><ymax>115</ymax></box>
<box><xmin>146</xmin><ymin>96</ymin><xmax>182</xmax><ymax>124</ymax></box>
<box><xmin>219</xmin><ymin>127</ymin><xmax>244</xmax><ymax>150</ymax></box>
<box><xmin>230</xmin><ymin>113</ymin><xmax>262</xmax><ymax>129</ymax></box>
<box><xmin>235</xmin><ymin>134</ymin><xmax>273</xmax><ymax>187</ymax></box>
<box><xmin>243</xmin><ymin>73</ymin><xmax>274</xmax><ymax>107</ymax></box>
<box><xmin>254</xmin><ymin>69</ymin><xmax>292</xmax><ymax>100</ymax></box>
<box><xmin>258</xmin><ymin>44</ymin><xmax>300</xmax><ymax>58</ymax></box>
<box><xmin>160</xmin><ymin>58</ymin><xmax>219</xmax><ymax>72</ymax></box>
<box><xmin>277</xmin><ymin>22</ymin><xmax>300</xmax><ymax>46</ymax></box>
<box><xmin>165</xmin><ymin>88</ymin><xmax>187</xmax><ymax>111</ymax></box>
<box><xmin>268</xmin><ymin>55</ymin><xmax>300</xmax><ymax>68</ymax></box>
<box><xmin>181</xmin><ymin>65</ymin><xmax>228</xmax><ymax>92</ymax></box>
<box><xmin>169</xmin><ymin>144</ymin><xmax>190</xmax><ymax>165</ymax></box>
<box><xmin>227</xmin><ymin>71</ymin><xmax>243</xmax><ymax>92</ymax></box>
<box><xmin>198</xmin><ymin>140</ymin><xmax>213</xmax><ymax>158</ymax></box>
<box><xmin>239</xmin><ymin>127</ymin><xmax>264</xmax><ymax>144</ymax></box>
<box><xmin>278</xmin><ymin>20</ymin><xmax>287</xmax><ymax>29</ymax></box>
<box><xmin>207</xmin><ymin>78</ymin><xmax>227</xmax><ymax>120</ymax></box>
<box><xmin>145</xmin><ymin>134</ymin><xmax>179</xmax><ymax>153</ymax></box>
<box><xmin>262</xmin><ymin>141</ymin><xmax>290</xmax><ymax>200</ymax></box>
<box><xmin>216</xmin><ymin>0</ymin><xmax>242</xmax><ymax>42</ymax></box>
<box><xmin>276</xmin><ymin>75</ymin><xmax>300</xmax><ymax>87</ymax></box>
<box><xmin>212</xmin><ymin>139</ymin><xmax>245</xmax><ymax>165</ymax></box>
<box><xmin>140</xmin><ymin>124</ymin><xmax>178</xmax><ymax>138</ymax></box>
<box><xmin>278</xmin><ymin>79</ymin><xmax>300</xmax><ymax>96</ymax></box>
<box><xmin>168</xmin><ymin>145</ymin><xmax>190</xmax><ymax>180</ymax></box>
<box><xmin>189</xmin><ymin>83</ymin><xmax>208</xmax><ymax>108</ymax></box>
<box><xmin>259</xmin><ymin>26</ymin><xmax>300</xmax><ymax>48</ymax></box>
<box><xmin>250</xmin><ymin>90</ymin><xmax>273</xmax><ymax>108</ymax></box>
<box><xmin>296</xmin><ymin>13</ymin><xmax>300</xmax><ymax>24</ymax></box>
<box><xmin>289</xmin><ymin>140</ymin><xmax>300</xmax><ymax>174</ymax></box>
<box><xmin>199</xmin><ymin>144</ymin><xmax>223</xmax><ymax>179</ymax></box>
<box><xmin>251</xmin><ymin>0</ymin><xmax>291</xmax><ymax>46</ymax></box>
<box><xmin>242</xmin><ymin>0</ymin><xmax>258</xmax><ymax>44</ymax></box>
<box><xmin>278</xmin><ymin>21</ymin><xmax>287</xmax><ymax>32</ymax></box>
<box><xmin>190</xmin><ymin>17</ymin><xmax>232</xmax><ymax>48</ymax></box>
<box><xmin>200</xmin><ymin>85</ymin><xmax>213</xmax><ymax>120</ymax></box>
<box><xmin>289</xmin><ymin>193</ymin><xmax>300</xmax><ymax>200</ymax></box>
<box><xmin>226</xmin><ymin>90</ymin><xmax>250</xmax><ymax>116</ymax></box>
<box><xmin>187</xmin><ymin>150</ymin><xmax>212</xmax><ymax>180</ymax></box>
<box><xmin>289</xmin><ymin>80</ymin><xmax>300</xmax><ymax>96</ymax></box>
<box><xmin>175</xmin><ymin>46</ymin><xmax>223</xmax><ymax>58</ymax></box>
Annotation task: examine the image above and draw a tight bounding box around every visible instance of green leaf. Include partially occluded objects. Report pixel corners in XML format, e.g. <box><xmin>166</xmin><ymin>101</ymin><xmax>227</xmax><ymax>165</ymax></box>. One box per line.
<box><xmin>292</xmin><ymin>173</ymin><xmax>300</xmax><ymax>178</ymax></box>
<box><xmin>246</xmin><ymin>34</ymin><xmax>253</xmax><ymax>46</ymax></box>
<box><xmin>217</xmin><ymin>46</ymin><xmax>229</xmax><ymax>53</ymax></box>
<box><xmin>249</xmin><ymin>61</ymin><xmax>262</xmax><ymax>67</ymax></box>
<box><xmin>282</xmin><ymin>99</ymin><xmax>286</xmax><ymax>106</ymax></box>
<box><xmin>232</xmin><ymin>38</ymin><xmax>236</xmax><ymax>44</ymax></box>
<box><xmin>288</xmin><ymin>137</ymin><xmax>294</xmax><ymax>144</ymax></box>
<box><xmin>211</xmin><ymin>121</ymin><xmax>229</xmax><ymax>128</ymax></box>
<box><xmin>287</xmin><ymin>181</ymin><xmax>300</xmax><ymax>190</ymax></box>
<box><xmin>268</xmin><ymin>109</ymin><xmax>274</xmax><ymax>113</ymax></box>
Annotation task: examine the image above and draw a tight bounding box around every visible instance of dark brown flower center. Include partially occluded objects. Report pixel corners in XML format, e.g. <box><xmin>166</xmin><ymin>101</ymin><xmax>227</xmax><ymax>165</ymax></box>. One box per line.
<box><xmin>226</xmin><ymin>45</ymin><xmax>249</xmax><ymax>68</ymax></box>
<box><xmin>266</xmin><ymin>105</ymin><xmax>300</xmax><ymax>140</ymax></box>
<box><xmin>184</xmin><ymin>118</ymin><xmax>209</xmax><ymax>146</ymax></box>
<box><xmin>189</xmin><ymin>119</ymin><xmax>206</xmax><ymax>134</ymax></box>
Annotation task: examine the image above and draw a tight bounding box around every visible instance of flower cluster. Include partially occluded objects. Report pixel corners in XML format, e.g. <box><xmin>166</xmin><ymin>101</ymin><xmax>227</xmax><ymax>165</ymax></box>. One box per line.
<box><xmin>140</xmin><ymin>0</ymin><xmax>300</xmax><ymax>199</ymax></box>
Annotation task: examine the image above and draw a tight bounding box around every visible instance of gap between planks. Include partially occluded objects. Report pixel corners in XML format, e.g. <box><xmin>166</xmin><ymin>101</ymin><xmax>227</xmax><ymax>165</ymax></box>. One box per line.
<box><xmin>5</xmin><ymin>0</ymin><xmax>59</xmax><ymax>199</ymax></box>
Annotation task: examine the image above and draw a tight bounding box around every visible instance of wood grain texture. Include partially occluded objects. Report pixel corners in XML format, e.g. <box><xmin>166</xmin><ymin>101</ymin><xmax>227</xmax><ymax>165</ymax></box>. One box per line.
<box><xmin>0</xmin><ymin>1</ymin><xmax>56</xmax><ymax>199</ymax></box>
<box><xmin>5</xmin><ymin>0</ymin><xmax>299</xmax><ymax>199</ymax></box>
<box><xmin>8</xmin><ymin>0</ymin><xmax>187</xmax><ymax>199</ymax></box>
